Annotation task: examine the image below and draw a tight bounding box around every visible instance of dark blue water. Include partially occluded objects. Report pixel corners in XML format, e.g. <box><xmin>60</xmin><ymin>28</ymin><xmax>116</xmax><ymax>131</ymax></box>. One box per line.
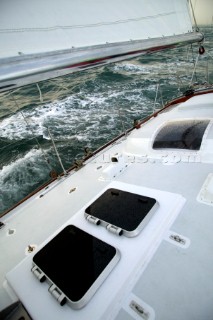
<box><xmin>0</xmin><ymin>26</ymin><xmax>212</xmax><ymax>214</ymax></box>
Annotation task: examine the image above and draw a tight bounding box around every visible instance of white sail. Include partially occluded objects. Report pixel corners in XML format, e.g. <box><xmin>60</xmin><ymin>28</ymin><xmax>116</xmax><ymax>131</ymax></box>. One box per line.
<box><xmin>0</xmin><ymin>0</ymin><xmax>202</xmax><ymax>91</ymax></box>
<box><xmin>0</xmin><ymin>0</ymin><xmax>195</xmax><ymax>57</ymax></box>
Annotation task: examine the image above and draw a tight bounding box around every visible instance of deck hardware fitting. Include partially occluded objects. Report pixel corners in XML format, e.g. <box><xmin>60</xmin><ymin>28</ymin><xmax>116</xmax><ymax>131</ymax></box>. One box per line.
<box><xmin>31</xmin><ymin>266</ymin><xmax>46</xmax><ymax>283</ymax></box>
<box><xmin>84</xmin><ymin>147</ymin><xmax>92</xmax><ymax>158</ymax></box>
<box><xmin>130</xmin><ymin>300</ymin><xmax>150</xmax><ymax>319</ymax></box>
<box><xmin>69</xmin><ymin>187</ymin><xmax>77</xmax><ymax>194</ymax></box>
<box><xmin>7</xmin><ymin>229</ymin><xmax>15</xmax><ymax>236</ymax></box>
<box><xmin>170</xmin><ymin>234</ymin><xmax>186</xmax><ymax>244</ymax></box>
<box><xmin>0</xmin><ymin>222</ymin><xmax>5</xmax><ymax>229</ymax></box>
<box><xmin>106</xmin><ymin>224</ymin><xmax>123</xmax><ymax>236</ymax></box>
<box><xmin>48</xmin><ymin>284</ymin><xmax>66</xmax><ymax>306</ymax></box>
<box><xmin>27</xmin><ymin>245</ymin><xmax>36</xmax><ymax>253</ymax></box>
<box><xmin>86</xmin><ymin>215</ymin><xmax>101</xmax><ymax>225</ymax></box>
<box><xmin>50</xmin><ymin>169</ymin><xmax>58</xmax><ymax>179</ymax></box>
<box><xmin>39</xmin><ymin>194</ymin><xmax>44</xmax><ymax>198</ymax></box>
<box><xmin>96</xmin><ymin>166</ymin><xmax>102</xmax><ymax>170</ymax></box>
<box><xmin>74</xmin><ymin>159</ymin><xmax>84</xmax><ymax>169</ymax></box>
<box><xmin>134</xmin><ymin>119</ymin><xmax>141</xmax><ymax>129</ymax></box>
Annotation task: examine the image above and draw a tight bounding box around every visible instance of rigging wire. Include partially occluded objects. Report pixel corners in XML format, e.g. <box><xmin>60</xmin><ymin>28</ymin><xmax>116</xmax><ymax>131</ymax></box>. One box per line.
<box><xmin>189</xmin><ymin>53</ymin><xmax>200</xmax><ymax>86</ymax></box>
<box><xmin>0</xmin><ymin>79</ymin><xmax>72</xmax><ymax>115</ymax></box>
<box><xmin>20</xmin><ymin>111</ymin><xmax>53</xmax><ymax>171</ymax></box>
<box><xmin>207</xmin><ymin>51</ymin><xmax>213</xmax><ymax>60</ymax></box>
<box><xmin>0</xmin><ymin>87</ymin><xmax>23</xmax><ymax>99</ymax></box>
<box><xmin>47</xmin><ymin>127</ymin><xmax>67</xmax><ymax>175</ymax></box>
<box><xmin>0</xmin><ymin>136</ymin><xmax>36</xmax><ymax>151</ymax></box>
<box><xmin>159</xmin><ymin>86</ymin><xmax>164</xmax><ymax>108</ymax></box>
<box><xmin>118</xmin><ymin>108</ymin><xmax>127</xmax><ymax>137</ymax></box>
<box><xmin>0</xmin><ymin>137</ymin><xmax>11</xmax><ymax>142</ymax></box>
<box><xmin>153</xmin><ymin>84</ymin><xmax>160</xmax><ymax>112</ymax></box>
<box><xmin>206</xmin><ymin>52</ymin><xmax>213</xmax><ymax>84</ymax></box>
<box><xmin>189</xmin><ymin>44</ymin><xmax>198</xmax><ymax>84</ymax></box>
<box><xmin>206</xmin><ymin>60</ymin><xmax>209</xmax><ymax>84</ymax></box>
<box><xmin>175</xmin><ymin>75</ymin><xmax>183</xmax><ymax>92</ymax></box>
<box><xmin>189</xmin><ymin>0</ymin><xmax>199</xmax><ymax>32</ymax></box>
<box><xmin>36</xmin><ymin>83</ymin><xmax>43</xmax><ymax>103</ymax></box>
<box><xmin>11</xmin><ymin>95</ymin><xmax>53</xmax><ymax>171</ymax></box>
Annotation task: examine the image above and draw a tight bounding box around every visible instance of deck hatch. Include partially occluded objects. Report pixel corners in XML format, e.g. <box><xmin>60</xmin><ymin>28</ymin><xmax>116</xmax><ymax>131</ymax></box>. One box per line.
<box><xmin>153</xmin><ymin>119</ymin><xmax>210</xmax><ymax>150</ymax></box>
<box><xmin>85</xmin><ymin>188</ymin><xmax>157</xmax><ymax>237</ymax></box>
<box><xmin>32</xmin><ymin>225</ymin><xmax>120</xmax><ymax>309</ymax></box>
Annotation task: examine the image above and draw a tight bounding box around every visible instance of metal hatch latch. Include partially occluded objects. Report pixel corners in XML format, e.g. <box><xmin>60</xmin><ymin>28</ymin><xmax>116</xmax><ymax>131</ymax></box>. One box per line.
<box><xmin>130</xmin><ymin>300</ymin><xmax>150</xmax><ymax>319</ymax></box>
<box><xmin>106</xmin><ymin>224</ymin><xmax>123</xmax><ymax>236</ymax></box>
<box><xmin>31</xmin><ymin>266</ymin><xmax>46</xmax><ymax>282</ymax></box>
<box><xmin>86</xmin><ymin>215</ymin><xmax>101</xmax><ymax>225</ymax></box>
<box><xmin>48</xmin><ymin>284</ymin><xmax>66</xmax><ymax>306</ymax></box>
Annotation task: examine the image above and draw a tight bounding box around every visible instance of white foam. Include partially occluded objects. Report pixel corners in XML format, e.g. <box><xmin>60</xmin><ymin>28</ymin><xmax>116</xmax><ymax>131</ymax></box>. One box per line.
<box><xmin>113</xmin><ymin>62</ymin><xmax>151</xmax><ymax>74</ymax></box>
<box><xmin>0</xmin><ymin>76</ymin><xmax>155</xmax><ymax>142</ymax></box>
<box><xmin>1</xmin><ymin>149</ymin><xmax>40</xmax><ymax>175</ymax></box>
<box><xmin>0</xmin><ymin>149</ymin><xmax>50</xmax><ymax>211</ymax></box>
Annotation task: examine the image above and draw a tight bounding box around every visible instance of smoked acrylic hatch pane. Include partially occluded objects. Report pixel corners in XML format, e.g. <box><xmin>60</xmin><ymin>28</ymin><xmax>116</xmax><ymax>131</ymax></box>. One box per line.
<box><xmin>85</xmin><ymin>188</ymin><xmax>157</xmax><ymax>236</ymax></box>
<box><xmin>153</xmin><ymin>120</ymin><xmax>210</xmax><ymax>150</ymax></box>
<box><xmin>32</xmin><ymin>225</ymin><xmax>120</xmax><ymax>309</ymax></box>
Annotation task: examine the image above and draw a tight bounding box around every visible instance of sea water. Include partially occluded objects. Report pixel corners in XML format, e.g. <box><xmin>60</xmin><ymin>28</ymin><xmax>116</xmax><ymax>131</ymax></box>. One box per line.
<box><xmin>0</xmin><ymin>26</ymin><xmax>212</xmax><ymax>214</ymax></box>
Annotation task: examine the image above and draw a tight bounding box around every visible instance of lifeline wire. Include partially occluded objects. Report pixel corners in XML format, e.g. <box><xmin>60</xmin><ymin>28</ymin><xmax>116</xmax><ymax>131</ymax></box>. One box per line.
<box><xmin>11</xmin><ymin>95</ymin><xmax>52</xmax><ymax>171</ymax></box>
<box><xmin>189</xmin><ymin>52</ymin><xmax>200</xmax><ymax>86</ymax></box>
<box><xmin>47</xmin><ymin>127</ymin><xmax>67</xmax><ymax>175</ymax></box>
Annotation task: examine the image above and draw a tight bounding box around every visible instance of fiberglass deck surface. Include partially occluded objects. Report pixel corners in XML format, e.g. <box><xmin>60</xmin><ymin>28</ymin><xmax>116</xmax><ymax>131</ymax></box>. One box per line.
<box><xmin>1</xmin><ymin>93</ymin><xmax>213</xmax><ymax>319</ymax></box>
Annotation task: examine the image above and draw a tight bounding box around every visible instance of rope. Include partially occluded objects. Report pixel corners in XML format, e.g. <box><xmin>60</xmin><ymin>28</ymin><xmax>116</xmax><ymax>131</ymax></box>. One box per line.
<box><xmin>189</xmin><ymin>0</ymin><xmax>199</xmax><ymax>32</ymax></box>
<box><xmin>0</xmin><ymin>12</ymin><xmax>175</xmax><ymax>33</ymax></box>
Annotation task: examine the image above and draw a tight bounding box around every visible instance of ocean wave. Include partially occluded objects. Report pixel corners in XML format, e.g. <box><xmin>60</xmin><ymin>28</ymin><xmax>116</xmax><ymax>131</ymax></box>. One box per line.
<box><xmin>0</xmin><ymin>83</ymin><xmax>152</xmax><ymax>142</ymax></box>
<box><xmin>0</xmin><ymin>149</ymin><xmax>50</xmax><ymax>212</ymax></box>
<box><xmin>112</xmin><ymin>62</ymin><xmax>151</xmax><ymax>74</ymax></box>
<box><xmin>0</xmin><ymin>27</ymin><xmax>212</xmax><ymax>214</ymax></box>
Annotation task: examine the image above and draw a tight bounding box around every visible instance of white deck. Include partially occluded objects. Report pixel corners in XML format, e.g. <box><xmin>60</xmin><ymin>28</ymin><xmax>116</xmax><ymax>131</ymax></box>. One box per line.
<box><xmin>1</xmin><ymin>92</ymin><xmax>213</xmax><ymax>319</ymax></box>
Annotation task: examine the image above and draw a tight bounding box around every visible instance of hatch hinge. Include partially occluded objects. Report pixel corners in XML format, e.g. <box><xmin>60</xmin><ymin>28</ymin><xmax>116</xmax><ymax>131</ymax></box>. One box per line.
<box><xmin>86</xmin><ymin>214</ymin><xmax>101</xmax><ymax>225</ymax></box>
<box><xmin>0</xmin><ymin>221</ymin><xmax>5</xmax><ymax>229</ymax></box>
<box><xmin>130</xmin><ymin>300</ymin><xmax>150</xmax><ymax>319</ymax></box>
<box><xmin>106</xmin><ymin>224</ymin><xmax>123</xmax><ymax>236</ymax></box>
<box><xmin>31</xmin><ymin>266</ymin><xmax>46</xmax><ymax>282</ymax></box>
<box><xmin>169</xmin><ymin>234</ymin><xmax>186</xmax><ymax>245</ymax></box>
<box><xmin>48</xmin><ymin>284</ymin><xmax>66</xmax><ymax>306</ymax></box>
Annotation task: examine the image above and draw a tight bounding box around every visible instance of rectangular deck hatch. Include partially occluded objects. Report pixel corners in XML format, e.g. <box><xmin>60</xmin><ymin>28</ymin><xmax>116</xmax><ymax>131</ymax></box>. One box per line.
<box><xmin>153</xmin><ymin>119</ymin><xmax>210</xmax><ymax>150</ymax></box>
<box><xmin>85</xmin><ymin>188</ymin><xmax>158</xmax><ymax>237</ymax></box>
<box><xmin>32</xmin><ymin>225</ymin><xmax>120</xmax><ymax>309</ymax></box>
